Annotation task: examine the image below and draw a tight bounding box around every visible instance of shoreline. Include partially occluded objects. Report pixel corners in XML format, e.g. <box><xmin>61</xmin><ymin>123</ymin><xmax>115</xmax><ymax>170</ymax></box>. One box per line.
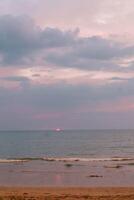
<box><xmin>0</xmin><ymin>187</ymin><xmax>134</xmax><ymax>199</ymax></box>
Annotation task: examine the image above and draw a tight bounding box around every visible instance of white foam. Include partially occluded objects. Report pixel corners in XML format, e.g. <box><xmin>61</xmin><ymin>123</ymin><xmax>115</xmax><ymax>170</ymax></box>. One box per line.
<box><xmin>43</xmin><ymin>157</ymin><xmax>134</xmax><ymax>162</ymax></box>
<box><xmin>0</xmin><ymin>159</ymin><xmax>27</xmax><ymax>163</ymax></box>
<box><xmin>0</xmin><ymin>157</ymin><xmax>133</xmax><ymax>163</ymax></box>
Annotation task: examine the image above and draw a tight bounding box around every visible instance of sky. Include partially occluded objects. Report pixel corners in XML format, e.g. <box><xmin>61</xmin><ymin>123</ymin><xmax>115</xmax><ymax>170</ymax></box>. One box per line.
<box><xmin>0</xmin><ymin>0</ymin><xmax>134</xmax><ymax>129</ymax></box>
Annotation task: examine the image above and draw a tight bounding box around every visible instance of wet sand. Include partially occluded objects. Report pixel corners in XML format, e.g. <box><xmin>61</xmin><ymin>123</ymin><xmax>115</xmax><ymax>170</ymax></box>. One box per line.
<box><xmin>0</xmin><ymin>160</ymin><xmax>134</xmax><ymax>187</ymax></box>
<box><xmin>0</xmin><ymin>187</ymin><xmax>134</xmax><ymax>200</ymax></box>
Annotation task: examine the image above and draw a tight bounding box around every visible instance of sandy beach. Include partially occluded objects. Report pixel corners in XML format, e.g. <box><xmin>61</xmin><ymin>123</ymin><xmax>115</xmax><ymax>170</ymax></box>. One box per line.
<box><xmin>0</xmin><ymin>187</ymin><xmax>133</xmax><ymax>200</ymax></box>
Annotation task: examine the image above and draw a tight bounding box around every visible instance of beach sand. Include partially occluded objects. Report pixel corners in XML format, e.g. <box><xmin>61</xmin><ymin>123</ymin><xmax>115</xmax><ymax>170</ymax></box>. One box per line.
<box><xmin>0</xmin><ymin>187</ymin><xmax>134</xmax><ymax>200</ymax></box>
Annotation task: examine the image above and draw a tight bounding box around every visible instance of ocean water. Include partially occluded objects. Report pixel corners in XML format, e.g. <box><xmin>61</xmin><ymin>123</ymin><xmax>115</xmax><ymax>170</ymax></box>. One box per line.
<box><xmin>0</xmin><ymin>130</ymin><xmax>134</xmax><ymax>186</ymax></box>
<box><xmin>0</xmin><ymin>129</ymin><xmax>134</xmax><ymax>160</ymax></box>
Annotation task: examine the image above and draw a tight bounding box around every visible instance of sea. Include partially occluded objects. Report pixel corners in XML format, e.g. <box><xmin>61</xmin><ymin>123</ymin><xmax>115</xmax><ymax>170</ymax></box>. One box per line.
<box><xmin>0</xmin><ymin>129</ymin><xmax>134</xmax><ymax>186</ymax></box>
<box><xmin>0</xmin><ymin>129</ymin><xmax>133</xmax><ymax>160</ymax></box>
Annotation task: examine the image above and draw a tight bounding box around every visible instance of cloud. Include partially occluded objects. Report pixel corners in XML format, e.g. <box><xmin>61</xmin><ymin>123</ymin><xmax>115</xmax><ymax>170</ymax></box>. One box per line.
<box><xmin>0</xmin><ymin>15</ymin><xmax>133</xmax><ymax>71</ymax></box>
<box><xmin>0</xmin><ymin>73</ymin><xmax>134</xmax><ymax>129</ymax></box>
<box><xmin>2</xmin><ymin>76</ymin><xmax>30</xmax><ymax>82</ymax></box>
<box><xmin>0</xmin><ymin>2</ymin><xmax>134</xmax><ymax>129</ymax></box>
<box><xmin>0</xmin><ymin>76</ymin><xmax>134</xmax><ymax>112</ymax></box>
<box><xmin>0</xmin><ymin>15</ymin><xmax>77</xmax><ymax>66</ymax></box>
<box><xmin>1</xmin><ymin>0</ymin><xmax>134</xmax><ymax>38</ymax></box>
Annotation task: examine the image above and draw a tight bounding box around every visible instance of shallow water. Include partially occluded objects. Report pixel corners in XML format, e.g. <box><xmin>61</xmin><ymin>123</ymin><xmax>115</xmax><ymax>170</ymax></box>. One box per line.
<box><xmin>0</xmin><ymin>160</ymin><xmax>134</xmax><ymax>186</ymax></box>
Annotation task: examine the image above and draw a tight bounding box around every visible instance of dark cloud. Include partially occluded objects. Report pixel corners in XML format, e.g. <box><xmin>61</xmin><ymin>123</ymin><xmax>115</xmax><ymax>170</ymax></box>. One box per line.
<box><xmin>32</xmin><ymin>74</ymin><xmax>41</xmax><ymax>77</ymax></box>
<box><xmin>45</xmin><ymin>36</ymin><xmax>134</xmax><ymax>70</ymax></box>
<box><xmin>2</xmin><ymin>76</ymin><xmax>30</xmax><ymax>82</ymax></box>
<box><xmin>0</xmin><ymin>78</ymin><xmax>133</xmax><ymax>112</ymax></box>
<box><xmin>0</xmin><ymin>15</ymin><xmax>133</xmax><ymax>70</ymax></box>
<box><xmin>0</xmin><ymin>77</ymin><xmax>134</xmax><ymax>129</ymax></box>
<box><xmin>0</xmin><ymin>15</ymin><xmax>77</xmax><ymax>65</ymax></box>
<box><xmin>110</xmin><ymin>77</ymin><xmax>131</xmax><ymax>81</ymax></box>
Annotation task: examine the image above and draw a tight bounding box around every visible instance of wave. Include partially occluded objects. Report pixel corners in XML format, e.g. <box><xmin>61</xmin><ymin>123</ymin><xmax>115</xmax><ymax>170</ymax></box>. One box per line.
<box><xmin>42</xmin><ymin>157</ymin><xmax>134</xmax><ymax>162</ymax></box>
<box><xmin>0</xmin><ymin>159</ymin><xmax>28</xmax><ymax>163</ymax></box>
<box><xmin>0</xmin><ymin>157</ymin><xmax>133</xmax><ymax>163</ymax></box>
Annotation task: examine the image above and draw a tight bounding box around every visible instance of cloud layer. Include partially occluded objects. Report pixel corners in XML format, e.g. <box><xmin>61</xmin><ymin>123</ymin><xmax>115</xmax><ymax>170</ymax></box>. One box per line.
<box><xmin>0</xmin><ymin>15</ymin><xmax>133</xmax><ymax>72</ymax></box>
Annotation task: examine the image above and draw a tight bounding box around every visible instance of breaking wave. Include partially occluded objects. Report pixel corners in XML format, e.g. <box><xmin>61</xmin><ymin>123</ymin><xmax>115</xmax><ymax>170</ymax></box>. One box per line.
<box><xmin>0</xmin><ymin>157</ymin><xmax>134</xmax><ymax>163</ymax></box>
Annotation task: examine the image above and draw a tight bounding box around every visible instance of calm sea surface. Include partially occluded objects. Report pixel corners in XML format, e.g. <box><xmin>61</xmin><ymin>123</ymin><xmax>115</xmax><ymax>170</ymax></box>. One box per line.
<box><xmin>0</xmin><ymin>130</ymin><xmax>134</xmax><ymax>159</ymax></box>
